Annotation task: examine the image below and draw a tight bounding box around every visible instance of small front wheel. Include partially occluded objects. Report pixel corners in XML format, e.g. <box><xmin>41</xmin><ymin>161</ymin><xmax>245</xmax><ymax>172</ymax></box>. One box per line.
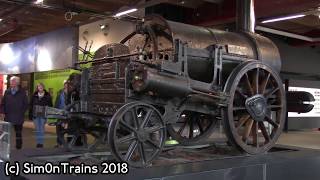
<box><xmin>108</xmin><ymin>102</ymin><xmax>166</xmax><ymax>167</ymax></box>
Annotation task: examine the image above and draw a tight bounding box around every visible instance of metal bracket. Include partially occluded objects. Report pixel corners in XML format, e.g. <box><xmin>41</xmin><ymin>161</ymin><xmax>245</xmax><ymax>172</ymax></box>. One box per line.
<box><xmin>211</xmin><ymin>45</ymin><xmax>223</xmax><ymax>89</ymax></box>
<box><xmin>80</xmin><ymin>68</ymin><xmax>89</xmax><ymax>112</ymax></box>
<box><xmin>161</xmin><ymin>39</ymin><xmax>187</xmax><ymax>76</ymax></box>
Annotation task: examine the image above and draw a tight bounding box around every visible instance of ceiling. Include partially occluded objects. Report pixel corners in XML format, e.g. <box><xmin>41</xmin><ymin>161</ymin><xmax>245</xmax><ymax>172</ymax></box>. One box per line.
<box><xmin>186</xmin><ymin>0</ymin><xmax>320</xmax><ymax>45</ymax></box>
<box><xmin>0</xmin><ymin>0</ymin><xmax>320</xmax><ymax>44</ymax></box>
<box><xmin>0</xmin><ymin>0</ymin><xmax>141</xmax><ymax>43</ymax></box>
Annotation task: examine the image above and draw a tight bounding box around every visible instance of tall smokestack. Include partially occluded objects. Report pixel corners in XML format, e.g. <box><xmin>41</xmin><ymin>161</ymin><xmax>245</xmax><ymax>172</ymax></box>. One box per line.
<box><xmin>236</xmin><ymin>0</ymin><xmax>255</xmax><ymax>32</ymax></box>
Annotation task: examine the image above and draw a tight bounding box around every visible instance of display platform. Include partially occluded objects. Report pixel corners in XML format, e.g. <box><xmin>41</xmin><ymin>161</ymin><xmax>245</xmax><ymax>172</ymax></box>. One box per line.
<box><xmin>6</xmin><ymin>144</ymin><xmax>320</xmax><ymax>180</ymax></box>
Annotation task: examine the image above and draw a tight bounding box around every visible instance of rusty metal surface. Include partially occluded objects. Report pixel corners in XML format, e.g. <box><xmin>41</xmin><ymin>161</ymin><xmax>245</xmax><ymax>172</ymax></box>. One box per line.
<box><xmin>87</xmin><ymin>43</ymin><xmax>130</xmax><ymax>116</ymax></box>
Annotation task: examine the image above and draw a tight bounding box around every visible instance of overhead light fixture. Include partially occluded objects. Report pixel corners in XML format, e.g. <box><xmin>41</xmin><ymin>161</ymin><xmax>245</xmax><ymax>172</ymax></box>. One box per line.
<box><xmin>261</xmin><ymin>14</ymin><xmax>306</xmax><ymax>23</ymax></box>
<box><xmin>100</xmin><ymin>24</ymin><xmax>106</xmax><ymax>29</ymax></box>
<box><xmin>34</xmin><ymin>0</ymin><xmax>43</xmax><ymax>4</ymax></box>
<box><xmin>0</xmin><ymin>44</ymin><xmax>15</xmax><ymax>65</ymax></box>
<box><xmin>0</xmin><ymin>19</ymin><xmax>2</xmax><ymax>22</ymax></box>
<box><xmin>37</xmin><ymin>48</ymin><xmax>52</xmax><ymax>71</ymax></box>
<box><xmin>114</xmin><ymin>8</ymin><xmax>138</xmax><ymax>17</ymax></box>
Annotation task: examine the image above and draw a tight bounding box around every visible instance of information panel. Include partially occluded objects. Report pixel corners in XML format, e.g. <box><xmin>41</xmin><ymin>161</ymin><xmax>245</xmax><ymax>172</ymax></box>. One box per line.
<box><xmin>288</xmin><ymin>87</ymin><xmax>320</xmax><ymax>117</ymax></box>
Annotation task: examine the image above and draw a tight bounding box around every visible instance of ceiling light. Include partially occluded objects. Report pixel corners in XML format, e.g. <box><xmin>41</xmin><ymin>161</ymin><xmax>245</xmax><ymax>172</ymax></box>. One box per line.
<box><xmin>114</xmin><ymin>8</ymin><xmax>138</xmax><ymax>17</ymax></box>
<box><xmin>34</xmin><ymin>0</ymin><xmax>43</xmax><ymax>4</ymax></box>
<box><xmin>261</xmin><ymin>14</ymin><xmax>306</xmax><ymax>23</ymax></box>
<box><xmin>0</xmin><ymin>19</ymin><xmax>2</xmax><ymax>22</ymax></box>
<box><xmin>0</xmin><ymin>44</ymin><xmax>15</xmax><ymax>65</ymax></box>
<box><xmin>37</xmin><ymin>48</ymin><xmax>52</xmax><ymax>71</ymax></box>
<box><xmin>100</xmin><ymin>24</ymin><xmax>106</xmax><ymax>29</ymax></box>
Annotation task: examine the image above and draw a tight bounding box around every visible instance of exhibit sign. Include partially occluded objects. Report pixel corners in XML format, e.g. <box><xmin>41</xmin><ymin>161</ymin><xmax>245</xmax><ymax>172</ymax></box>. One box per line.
<box><xmin>0</xmin><ymin>27</ymin><xmax>77</xmax><ymax>74</ymax></box>
<box><xmin>288</xmin><ymin>86</ymin><xmax>320</xmax><ymax>117</ymax></box>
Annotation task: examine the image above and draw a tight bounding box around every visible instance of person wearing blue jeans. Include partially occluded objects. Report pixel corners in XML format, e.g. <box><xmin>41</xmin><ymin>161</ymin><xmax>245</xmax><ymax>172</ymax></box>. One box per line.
<box><xmin>54</xmin><ymin>81</ymin><xmax>68</xmax><ymax>148</ymax></box>
<box><xmin>33</xmin><ymin>117</ymin><xmax>47</xmax><ymax>146</ymax></box>
<box><xmin>29</xmin><ymin>83</ymin><xmax>52</xmax><ymax>148</ymax></box>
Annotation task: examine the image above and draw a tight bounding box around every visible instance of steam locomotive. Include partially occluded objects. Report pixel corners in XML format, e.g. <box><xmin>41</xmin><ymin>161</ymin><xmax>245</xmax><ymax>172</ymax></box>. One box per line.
<box><xmin>44</xmin><ymin>15</ymin><xmax>286</xmax><ymax>167</ymax></box>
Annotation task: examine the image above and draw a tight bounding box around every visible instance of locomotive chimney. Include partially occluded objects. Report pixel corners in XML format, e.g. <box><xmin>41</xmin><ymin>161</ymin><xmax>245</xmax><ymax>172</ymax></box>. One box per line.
<box><xmin>236</xmin><ymin>0</ymin><xmax>255</xmax><ymax>32</ymax></box>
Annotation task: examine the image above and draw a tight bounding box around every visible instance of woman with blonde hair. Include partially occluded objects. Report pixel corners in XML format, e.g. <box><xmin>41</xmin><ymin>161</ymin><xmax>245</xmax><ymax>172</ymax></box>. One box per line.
<box><xmin>29</xmin><ymin>83</ymin><xmax>52</xmax><ymax>148</ymax></box>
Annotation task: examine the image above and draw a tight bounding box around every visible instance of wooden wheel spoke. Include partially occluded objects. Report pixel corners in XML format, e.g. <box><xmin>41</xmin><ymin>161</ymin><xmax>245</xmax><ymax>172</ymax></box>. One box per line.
<box><xmin>131</xmin><ymin>108</ymin><xmax>140</xmax><ymax>128</ymax></box>
<box><xmin>236</xmin><ymin>88</ymin><xmax>248</xmax><ymax>99</ymax></box>
<box><xmin>233</xmin><ymin>106</ymin><xmax>247</xmax><ymax>111</ymax></box>
<box><xmin>116</xmin><ymin>134</ymin><xmax>136</xmax><ymax>144</ymax></box>
<box><xmin>146</xmin><ymin>138</ymin><xmax>160</xmax><ymax>149</ymax></box>
<box><xmin>177</xmin><ymin>121</ymin><xmax>187</xmax><ymax>135</ymax></box>
<box><xmin>144</xmin><ymin>126</ymin><xmax>165</xmax><ymax>133</ymax></box>
<box><xmin>245</xmin><ymin>73</ymin><xmax>254</xmax><ymax>96</ymax></box>
<box><xmin>267</xmin><ymin>105</ymin><xmax>282</xmax><ymax>110</ymax></box>
<box><xmin>252</xmin><ymin>122</ymin><xmax>258</xmax><ymax>147</ymax></box>
<box><xmin>124</xmin><ymin>140</ymin><xmax>138</xmax><ymax>161</ymax></box>
<box><xmin>265</xmin><ymin>116</ymin><xmax>279</xmax><ymax>129</ymax></box>
<box><xmin>265</xmin><ymin>87</ymin><xmax>280</xmax><ymax>98</ymax></box>
<box><xmin>243</xmin><ymin>119</ymin><xmax>254</xmax><ymax>141</ymax></box>
<box><xmin>197</xmin><ymin>120</ymin><xmax>204</xmax><ymax>133</ymax></box>
<box><xmin>119</xmin><ymin>120</ymin><xmax>137</xmax><ymax>133</ymax></box>
<box><xmin>258</xmin><ymin>122</ymin><xmax>270</xmax><ymax>143</ymax></box>
<box><xmin>260</xmin><ymin>72</ymin><xmax>270</xmax><ymax>94</ymax></box>
<box><xmin>189</xmin><ymin>118</ymin><xmax>194</xmax><ymax>138</ymax></box>
<box><xmin>140</xmin><ymin>109</ymin><xmax>154</xmax><ymax>129</ymax></box>
<box><xmin>236</xmin><ymin>115</ymin><xmax>250</xmax><ymax>129</ymax></box>
<box><xmin>254</xmin><ymin>68</ymin><xmax>259</xmax><ymax>94</ymax></box>
<box><xmin>138</xmin><ymin>142</ymin><xmax>146</xmax><ymax>165</ymax></box>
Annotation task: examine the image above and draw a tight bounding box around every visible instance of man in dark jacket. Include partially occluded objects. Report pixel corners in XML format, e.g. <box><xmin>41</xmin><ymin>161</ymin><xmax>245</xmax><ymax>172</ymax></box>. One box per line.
<box><xmin>1</xmin><ymin>76</ymin><xmax>28</xmax><ymax>150</ymax></box>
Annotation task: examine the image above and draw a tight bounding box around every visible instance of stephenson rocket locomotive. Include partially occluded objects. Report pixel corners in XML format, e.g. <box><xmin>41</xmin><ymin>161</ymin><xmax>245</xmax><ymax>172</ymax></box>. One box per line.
<box><xmin>43</xmin><ymin>11</ymin><xmax>286</xmax><ymax>167</ymax></box>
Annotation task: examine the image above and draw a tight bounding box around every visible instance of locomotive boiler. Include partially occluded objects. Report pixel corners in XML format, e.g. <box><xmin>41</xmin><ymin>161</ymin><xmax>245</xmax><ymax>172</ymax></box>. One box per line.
<box><xmin>43</xmin><ymin>0</ymin><xmax>286</xmax><ymax>168</ymax></box>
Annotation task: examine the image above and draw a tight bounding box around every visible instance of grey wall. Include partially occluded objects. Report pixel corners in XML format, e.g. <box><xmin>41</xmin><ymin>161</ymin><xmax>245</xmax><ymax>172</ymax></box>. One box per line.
<box><xmin>267</xmin><ymin>35</ymin><xmax>320</xmax><ymax>129</ymax></box>
<box><xmin>273</xmin><ymin>38</ymin><xmax>320</xmax><ymax>75</ymax></box>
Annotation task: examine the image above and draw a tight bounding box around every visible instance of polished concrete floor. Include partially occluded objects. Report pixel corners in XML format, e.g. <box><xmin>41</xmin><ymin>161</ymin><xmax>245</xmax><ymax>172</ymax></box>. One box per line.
<box><xmin>9</xmin><ymin>121</ymin><xmax>320</xmax><ymax>150</ymax></box>
<box><xmin>277</xmin><ymin>130</ymin><xmax>320</xmax><ymax>149</ymax></box>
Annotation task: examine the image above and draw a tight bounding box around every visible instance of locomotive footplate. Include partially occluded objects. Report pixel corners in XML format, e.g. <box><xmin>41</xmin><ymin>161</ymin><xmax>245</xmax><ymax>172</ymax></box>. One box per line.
<box><xmin>9</xmin><ymin>145</ymin><xmax>320</xmax><ymax>180</ymax></box>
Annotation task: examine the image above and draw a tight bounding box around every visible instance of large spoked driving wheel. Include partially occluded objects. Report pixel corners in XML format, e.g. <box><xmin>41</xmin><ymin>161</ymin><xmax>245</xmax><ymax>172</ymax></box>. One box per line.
<box><xmin>222</xmin><ymin>62</ymin><xmax>286</xmax><ymax>154</ymax></box>
<box><xmin>108</xmin><ymin>102</ymin><xmax>166</xmax><ymax>167</ymax></box>
<box><xmin>167</xmin><ymin>111</ymin><xmax>217</xmax><ymax>145</ymax></box>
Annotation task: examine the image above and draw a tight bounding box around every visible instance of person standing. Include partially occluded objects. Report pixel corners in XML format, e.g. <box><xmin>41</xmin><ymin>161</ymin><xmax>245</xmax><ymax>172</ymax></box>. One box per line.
<box><xmin>0</xmin><ymin>76</ymin><xmax>28</xmax><ymax>150</ymax></box>
<box><xmin>29</xmin><ymin>83</ymin><xmax>52</xmax><ymax>148</ymax></box>
<box><xmin>54</xmin><ymin>81</ymin><xmax>68</xmax><ymax>148</ymax></box>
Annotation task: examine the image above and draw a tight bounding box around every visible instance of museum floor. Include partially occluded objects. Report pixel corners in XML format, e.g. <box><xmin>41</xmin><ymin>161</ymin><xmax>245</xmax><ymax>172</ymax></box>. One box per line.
<box><xmin>10</xmin><ymin>121</ymin><xmax>320</xmax><ymax>150</ymax></box>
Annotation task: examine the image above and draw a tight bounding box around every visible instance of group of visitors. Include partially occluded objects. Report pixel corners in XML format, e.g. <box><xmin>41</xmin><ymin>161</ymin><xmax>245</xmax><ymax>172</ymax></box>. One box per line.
<box><xmin>0</xmin><ymin>76</ymin><xmax>68</xmax><ymax>150</ymax></box>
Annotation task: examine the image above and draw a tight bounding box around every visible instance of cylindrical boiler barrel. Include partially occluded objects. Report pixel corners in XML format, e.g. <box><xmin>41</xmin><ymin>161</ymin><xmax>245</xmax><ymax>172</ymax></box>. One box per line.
<box><xmin>131</xmin><ymin>16</ymin><xmax>281</xmax><ymax>72</ymax></box>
